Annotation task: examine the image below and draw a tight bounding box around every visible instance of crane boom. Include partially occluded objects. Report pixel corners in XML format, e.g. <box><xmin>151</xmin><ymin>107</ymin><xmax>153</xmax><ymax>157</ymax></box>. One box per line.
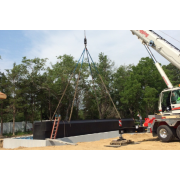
<box><xmin>130</xmin><ymin>30</ymin><xmax>180</xmax><ymax>89</ymax></box>
<box><xmin>131</xmin><ymin>30</ymin><xmax>180</xmax><ymax>70</ymax></box>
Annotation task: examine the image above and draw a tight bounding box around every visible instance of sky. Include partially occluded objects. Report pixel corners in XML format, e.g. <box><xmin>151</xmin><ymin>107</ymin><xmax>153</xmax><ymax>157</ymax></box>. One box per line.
<box><xmin>0</xmin><ymin>30</ymin><xmax>180</xmax><ymax>72</ymax></box>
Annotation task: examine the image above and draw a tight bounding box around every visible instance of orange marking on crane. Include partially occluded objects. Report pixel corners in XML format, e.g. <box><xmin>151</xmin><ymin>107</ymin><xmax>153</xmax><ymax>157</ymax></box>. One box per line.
<box><xmin>139</xmin><ymin>30</ymin><xmax>149</xmax><ymax>37</ymax></box>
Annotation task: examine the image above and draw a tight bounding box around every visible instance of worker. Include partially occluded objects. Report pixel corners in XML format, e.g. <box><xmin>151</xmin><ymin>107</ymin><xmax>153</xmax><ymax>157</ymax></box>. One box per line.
<box><xmin>171</xmin><ymin>90</ymin><xmax>180</xmax><ymax>104</ymax></box>
<box><xmin>55</xmin><ymin>114</ymin><xmax>58</xmax><ymax>120</ymax></box>
<box><xmin>137</xmin><ymin>112</ymin><xmax>142</xmax><ymax>126</ymax></box>
<box><xmin>171</xmin><ymin>91</ymin><xmax>176</xmax><ymax>104</ymax></box>
<box><xmin>166</xmin><ymin>92</ymin><xmax>171</xmax><ymax>111</ymax></box>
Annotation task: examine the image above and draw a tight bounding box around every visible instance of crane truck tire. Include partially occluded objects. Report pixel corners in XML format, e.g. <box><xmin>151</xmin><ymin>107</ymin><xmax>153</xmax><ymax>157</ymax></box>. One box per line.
<box><xmin>176</xmin><ymin>125</ymin><xmax>180</xmax><ymax>140</ymax></box>
<box><xmin>157</xmin><ymin>125</ymin><xmax>175</xmax><ymax>142</ymax></box>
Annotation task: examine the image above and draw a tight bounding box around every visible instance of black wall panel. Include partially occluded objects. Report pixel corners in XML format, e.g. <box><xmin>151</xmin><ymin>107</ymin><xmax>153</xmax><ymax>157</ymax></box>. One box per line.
<box><xmin>33</xmin><ymin>118</ymin><xmax>134</xmax><ymax>140</ymax></box>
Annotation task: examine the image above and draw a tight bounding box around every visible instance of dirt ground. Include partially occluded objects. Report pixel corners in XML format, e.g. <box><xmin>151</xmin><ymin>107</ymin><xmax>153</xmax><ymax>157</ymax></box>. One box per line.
<box><xmin>1</xmin><ymin>133</ymin><xmax>180</xmax><ymax>150</ymax></box>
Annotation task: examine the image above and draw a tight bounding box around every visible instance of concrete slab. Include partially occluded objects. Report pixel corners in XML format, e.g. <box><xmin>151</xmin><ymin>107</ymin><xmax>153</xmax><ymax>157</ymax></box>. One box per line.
<box><xmin>58</xmin><ymin>130</ymin><xmax>119</xmax><ymax>143</ymax></box>
<box><xmin>3</xmin><ymin>139</ymin><xmax>46</xmax><ymax>149</ymax></box>
<box><xmin>46</xmin><ymin>140</ymin><xmax>67</xmax><ymax>146</ymax></box>
<box><xmin>3</xmin><ymin>130</ymin><xmax>119</xmax><ymax>149</ymax></box>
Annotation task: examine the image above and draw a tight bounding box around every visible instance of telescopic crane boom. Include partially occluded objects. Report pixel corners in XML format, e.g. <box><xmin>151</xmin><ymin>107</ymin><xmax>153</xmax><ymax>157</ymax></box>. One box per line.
<box><xmin>131</xmin><ymin>30</ymin><xmax>180</xmax><ymax>89</ymax></box>
<box><xmin>131</xmin><ymin>30</ymin><xmax>180</xmax><ymax>69</ymax></box>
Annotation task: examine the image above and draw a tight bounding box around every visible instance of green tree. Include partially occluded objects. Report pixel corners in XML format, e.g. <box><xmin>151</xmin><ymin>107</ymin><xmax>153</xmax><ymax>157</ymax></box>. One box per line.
<box><xmin>0</xmin><ymin>72</ymin><xmax>9</xmax><ymax>136</ymax></box>
<box><xmin>164</xmin><ymin>63</ymin><xmax>180</xmax><ymax>86</ymax></box>
<box><xmin>6</xmin><ymin>63</ymin><xmax>27</xmax><ymax>135</ymax></box>
<box><xmin>120</xmin><ymin>57</ymin><xmax>167</xmax><ymax>119</ymax></box>
<box><xmin>21</xmin><ymin>57</ymin><xmax>47</xmax><ymax>127</ymax></box>
<box><xmin>85</xmin><ymin>52</ymin><xmax>117</xmax><ymax>119</ymax></box>
<box><xmin>42</xmin><ymin>55</ymin><xmax>76</xmax><ymax>120</ymax></box>
<box><xmin>113</xmin><ymin>64</ymin><xmax>133</xmax><ymax>118</ymax></box>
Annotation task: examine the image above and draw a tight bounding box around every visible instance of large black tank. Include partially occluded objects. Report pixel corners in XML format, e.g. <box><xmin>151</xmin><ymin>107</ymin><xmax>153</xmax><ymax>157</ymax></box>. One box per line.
<box><xmin>33</xmin><ymin>118</ymin><xmax>135</xmax><ymax>140</ymax></box>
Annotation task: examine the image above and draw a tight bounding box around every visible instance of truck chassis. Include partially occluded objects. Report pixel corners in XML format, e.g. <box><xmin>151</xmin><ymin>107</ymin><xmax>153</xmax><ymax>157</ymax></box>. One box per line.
<box><xmin>150</xmin><ymin>118</ymin><xmax>180</xmax><ymax>142</ymax></box>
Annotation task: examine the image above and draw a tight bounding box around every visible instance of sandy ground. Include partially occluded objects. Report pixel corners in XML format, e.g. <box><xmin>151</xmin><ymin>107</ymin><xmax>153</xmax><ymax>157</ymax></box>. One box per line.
<box><xmin>1</xmin><ymin>133</ymin><xmax>180</xmax><ymax>150</ymax></box>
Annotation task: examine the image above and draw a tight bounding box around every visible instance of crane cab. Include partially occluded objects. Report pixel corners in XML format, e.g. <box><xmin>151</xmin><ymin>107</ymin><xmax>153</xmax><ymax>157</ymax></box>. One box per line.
<box><xmin>159</xmin><ymin>87</ymin><xmax>180</xmax><ymax>115</ymax></box>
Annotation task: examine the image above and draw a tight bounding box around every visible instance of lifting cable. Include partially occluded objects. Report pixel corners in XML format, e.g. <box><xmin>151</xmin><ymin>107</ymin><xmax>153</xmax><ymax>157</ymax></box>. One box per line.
<box><xmin>52</xmin><ymin>30</ymin><xmax>121</xmax><ymax>122</ymax></box>
<box><xmin>51</xmin><ymin>48</ymin><xmax>85</xmax><ymax>120</ymax></box>
<box><xmin>69</xmin><ymin>31</ymin><xmax>101</xmax><ymax>121</ymax></box>
<box><xmin>84</xmin><ymin>30</ymin><xmax>121</xmax><ymax>119</ymax></box>
<box><xmin>159</xmin><ymin>30</ymin><xmax>180</xmax><ymax>44</ymax></box>
<box><xmin>144</xmin><ymin>44</ymin><xmax>157</xmax><ymax>63</ymax></box>
<box><xmin>69</xmin><ymin>50</ymin><xmax>85</xmax><ymax>121</ymax></box>
<box><xmin>86</xmin><ymin>49</ymin><xmax>121</xmax><ymax>120</ymax></box>
<box><xmin>83</xmin><ymin>30</ymin><xmax>101</xmax><ymax>118</ymax></box>
<box><xmin>85</xmin><ymin>47</ymin><xmax>101</xmax><ymax>119</ymax></box>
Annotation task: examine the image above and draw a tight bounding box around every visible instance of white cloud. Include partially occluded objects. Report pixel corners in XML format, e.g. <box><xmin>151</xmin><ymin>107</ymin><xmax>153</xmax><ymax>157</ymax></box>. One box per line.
<box><xmin>1</xmin><ymin>59</ymin><xmax>15</xmax><ymax>73</ymax></box>
<box><xmin>22</xmin><ymin>30</ymin><xmax>180</xmax><ymax>69</ymax></box>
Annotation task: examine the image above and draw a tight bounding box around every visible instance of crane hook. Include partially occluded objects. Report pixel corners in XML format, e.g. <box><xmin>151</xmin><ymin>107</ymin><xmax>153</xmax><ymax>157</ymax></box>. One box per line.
<box><xmin>84</xmin><ymin>30</ymin><xmax>87</xmax><ymax>48</ymax></box>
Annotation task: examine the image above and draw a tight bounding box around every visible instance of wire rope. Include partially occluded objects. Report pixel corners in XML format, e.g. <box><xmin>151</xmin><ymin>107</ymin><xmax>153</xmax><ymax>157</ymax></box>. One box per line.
<box><xmin>51</xmin><ymin>48</ymin><xmax>85</xmax><ymax>120</ymax></box>
<box><xmin>85</xmin><ymin>48</ymin><xmax>101</xmax><ymax>119</ymax></box>
<box><xmin>69</xmin><ymin>49</ymin><xmax>85</xmax><ymax>121</ymax></box>
<box><xmin>159</xmin><ymin>30</ymin><xmax>180</xmax><ymax>44</ymax></box>
<box><xmin>86</xmin><ymin>49</ymin><xmax>121</xmax><ymax>119</ymax></box>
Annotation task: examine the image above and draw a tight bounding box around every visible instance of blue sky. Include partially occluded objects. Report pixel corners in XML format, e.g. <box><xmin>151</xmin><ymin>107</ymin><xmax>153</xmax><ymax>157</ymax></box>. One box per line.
<box><xmin>1</xmin><ymin>30</ymin><xmax>180</xmax><ymax>72</ymax></box>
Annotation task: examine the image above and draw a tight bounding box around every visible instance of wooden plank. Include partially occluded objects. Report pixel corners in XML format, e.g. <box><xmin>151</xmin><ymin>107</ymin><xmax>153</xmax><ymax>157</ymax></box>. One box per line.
<box><xmin>104</xmin><ymin>145</ymin><xmax>121</xmax><ymax>148</ymax></box>
<box><xmin>109</xmin><ymin>139</ymin><xmax>134</xmax><ymax>146</ymax></box>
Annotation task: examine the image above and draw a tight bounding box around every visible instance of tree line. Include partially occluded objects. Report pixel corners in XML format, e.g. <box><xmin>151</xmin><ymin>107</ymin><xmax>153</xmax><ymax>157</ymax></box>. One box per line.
<box><xmin>0</xmin><ymin>53</ymin><xmax>179</xmax><ymax>135</ymax></box>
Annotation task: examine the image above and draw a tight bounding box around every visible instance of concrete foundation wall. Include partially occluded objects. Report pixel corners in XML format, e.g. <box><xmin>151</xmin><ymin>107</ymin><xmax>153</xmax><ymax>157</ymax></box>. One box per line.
<box><xmin>4</xmin><ymin>130</ymin><xmax>119</xmax><ymax>149</ymax></box>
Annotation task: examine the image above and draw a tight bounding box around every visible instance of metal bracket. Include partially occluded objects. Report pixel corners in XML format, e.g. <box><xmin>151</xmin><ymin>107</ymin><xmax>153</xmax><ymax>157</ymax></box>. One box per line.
<box><xmin>149</xmin><ymin>40</ymin><xmax>155</xmax><ymax>47</ymax></box>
